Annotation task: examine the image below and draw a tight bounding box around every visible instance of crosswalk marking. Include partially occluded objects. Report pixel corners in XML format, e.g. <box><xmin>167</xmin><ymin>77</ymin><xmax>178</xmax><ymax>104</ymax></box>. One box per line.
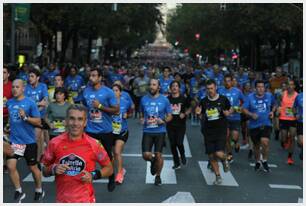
<box><xmin>162</xmin><ymin>192</ymin><xmax>196</xmax><ymax>203</ymax></box>
<box><xmin>198</xmin><ymin>161</ymin><xmax>239</xmax><ymax>187</ymax></box>
<box><xmin>269</xmin><ymin>184</ymin><xmax>302</xmax><ymax>190</ymax></box>
<box><xmin>146</xmin><ymin>160</ymin><xmax>177</xmax><ymax>184</ymax></box>
<box><xmin>23</xmin><ymin>174</ymin><xmax>55</xmax><ymax>182</ymax></box>
<box><xmin>23</xmin><ymin>173</ymin><xmax>108</xmax><ymax>183</ymax></box>
<box><xmin>249</xmin><ymin>163</ymin><xmax>278</xmax><ymax>168</ymax></box>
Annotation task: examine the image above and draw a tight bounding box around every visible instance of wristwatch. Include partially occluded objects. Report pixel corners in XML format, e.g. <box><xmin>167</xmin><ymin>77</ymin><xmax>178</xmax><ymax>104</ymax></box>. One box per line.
<box><xmin>23</xmin><ymin>116</ymin><xmax>28</xmax><ymax>121</ymax></box>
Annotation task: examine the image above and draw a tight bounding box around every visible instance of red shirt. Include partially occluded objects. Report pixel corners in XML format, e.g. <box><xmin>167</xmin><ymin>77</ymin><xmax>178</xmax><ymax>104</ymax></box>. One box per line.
<box><xmin>3</xmin><ymin>80</ymin><xmax>12</xmax><ymax>118</ymax></box>
<box><xmin>41</xmin><ymin>132</ymin><xmax>110</xmax><ymax>203</ymax></box>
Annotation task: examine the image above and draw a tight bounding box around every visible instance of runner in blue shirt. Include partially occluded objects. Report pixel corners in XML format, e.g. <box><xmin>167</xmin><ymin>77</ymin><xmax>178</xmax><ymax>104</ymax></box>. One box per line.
<box><xmin>113</xmin><ymin>80</ymin><xmax>135</xmax><ymax>117</ymax></box>
<box><xmin>242</xmin><ymin>80</ymin><xmax>276</xmax><ymax>173</ymax></box>
<box><xmin>293</xmin><ymin>92</ymin><xmax>303</xmax><ymax>160</ymax></box>
<box><xmin>24</xmin><ymin>68</ymin><xmax>49</xmax><ymax>163</ymax></box>
<box><xmin>40</xmin><ymin>63</ymin><xmax>60</xmax><ymax>88</ymax></box>
<box><xmin>159</xmin><ymin>67</ymin><xmax>173</xmax><ymax>96</ymax></box>
<box><xmin>218</xmin><ymin>74</ymin><xmax>245</xmax><ymax>163</ymax></box>
<box><xmin>236</xmin><ymin>67</ymin><xmax>249</xmax><ymax>88</ymax></box>
<box><xmin>83</xmin><ymin>67</ymin><xmax>119</xmax><ymax>192</ymax></box>
<box><xmin>140</xmin><ymin>78</ymin><xmax>172</xmax><ymax>186</ymax></box>
<box><xmin>6</xmin><ymin>79</ymin><xmax>44</xmax><ymax>202</ymax></box>
<box><xmin>111</xmin><ymin>83</ymin><xmax>134</xmax><ymax>184</ymax></box>
<box><xmin>64</xmin><ymin>66</ymin><xmax>85</xmax><ymax>104</ymax></box>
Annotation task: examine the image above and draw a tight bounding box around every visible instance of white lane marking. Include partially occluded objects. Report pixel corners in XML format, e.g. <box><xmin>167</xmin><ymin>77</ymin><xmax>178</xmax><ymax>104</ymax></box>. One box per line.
<box><xmin>249</xmin><ymin>163</ymin><xmax>278</xmax><ymax>168</ymax></box>
<box><xmin>162</xmin><ymin>192</ymin><xmax>196</xmax><ymax>203</ymax></box>
<box><xmin>198</xmin><ymin>161</ymin><xmax>239</xmax><ymax>187</ymax></box>
<box><xmin>23</xmin><ymin>173</ymin><xmax>54</xmax><ymax>182</ymax></box>
<box><xmin>298</xmin><ymin>198</ymin><xmax>303</xmax><ymax>203</ymax></box>
<box><xmin>183</xmin><ymin>135</ymin><xmax>192</xmax><ymax>158</ymax></box>
<box><xmin>146</xmin><ymin>160</ymin><xmax>177</xmax><ymax>184</ymax></box>
<box><xmin>269</xmin><ymin>184</ymin><xmax>302</xmax><ymax>190</ymax></box>
<box><xmin>23</xmin><ymin>173</ymin><xmax>108</xmax><ymax>183</ymax></box>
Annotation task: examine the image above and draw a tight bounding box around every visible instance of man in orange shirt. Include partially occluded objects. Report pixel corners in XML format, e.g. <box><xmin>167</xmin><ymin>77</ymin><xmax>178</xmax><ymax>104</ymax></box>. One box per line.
<box><xmin>269</xmin><ymin>67</ymin><xmax>288</xmax><ymax>94</ymax></box>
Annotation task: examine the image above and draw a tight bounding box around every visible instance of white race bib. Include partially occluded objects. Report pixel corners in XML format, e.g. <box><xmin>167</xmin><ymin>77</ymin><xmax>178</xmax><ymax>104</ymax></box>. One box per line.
<box><xmin>11</xmin><ymin>143</ymin><xmax>26</xmax><ymax>156</ymax></box>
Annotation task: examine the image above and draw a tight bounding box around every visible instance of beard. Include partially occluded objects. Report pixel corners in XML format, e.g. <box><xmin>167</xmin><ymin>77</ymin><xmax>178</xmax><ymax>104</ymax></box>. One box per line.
<box><xmin>149</xmin><ymin>89</ymin><xmax>158</xmax><ymax>96</ymax></box>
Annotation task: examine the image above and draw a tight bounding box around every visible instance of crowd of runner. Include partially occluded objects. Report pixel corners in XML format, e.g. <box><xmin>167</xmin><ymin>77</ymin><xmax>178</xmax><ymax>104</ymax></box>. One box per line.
<box><xmin>3</xmin><ymin>60</ymin><xmax>303</xmax><ymax>203</ymax></box>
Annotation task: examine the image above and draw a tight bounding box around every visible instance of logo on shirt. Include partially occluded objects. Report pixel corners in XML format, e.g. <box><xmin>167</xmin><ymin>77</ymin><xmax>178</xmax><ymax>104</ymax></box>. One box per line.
<box><xmin>59</xmin><ymin>153</ymin><xmax>86</xmax><ymax>176</ymax></box>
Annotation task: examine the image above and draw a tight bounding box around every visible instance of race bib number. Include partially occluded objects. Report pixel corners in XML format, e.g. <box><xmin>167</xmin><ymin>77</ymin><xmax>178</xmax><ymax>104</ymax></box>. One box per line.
<box><xmin>206</xmin><ymin>108</ymin><xmax>220</xmax><ymax>121</ymax></box>
<box><xmin>285</xmin><ymin>107</ymin><xmax>294</xmax><ymax>117</ymax></box>
<box><xmin>171</xmin><ymin>104</ymin><xmax>181</xmax><ymax>115</ymax></box>
<box><xmin>112</xmin><ymin>122</ymin><xmax>122</xmax><ymax>134</ymax></box>
<box><xmin>90</xmin><ymin>109</ymin><xmax>103</xmax><ymax>123</ymax></box>
<box><xmin>147</xmin><ymin>116</ymin><xmax>158</xmax><ymax>128</ymax></box>
<box><xmin>11</xmin><ymin>143</ymin><xmax>26</xmax><ymax>156</ymax></box>
<box><xmin>53</xmin><ymin>120</ymin><xmax>65</xmax><ymax>133</ymax></box>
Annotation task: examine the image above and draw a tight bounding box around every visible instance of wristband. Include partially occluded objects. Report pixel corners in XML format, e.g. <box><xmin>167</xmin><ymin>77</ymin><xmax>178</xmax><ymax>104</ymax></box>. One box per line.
<box><xmin>91</xmin><ymin>169</ymin><xmax>102</xmax><ymax>180</ymax></box>
<box><xmin>98</xmin><ymin>104</ymin><xmax>104</xmax><ymax>110</ymax></box>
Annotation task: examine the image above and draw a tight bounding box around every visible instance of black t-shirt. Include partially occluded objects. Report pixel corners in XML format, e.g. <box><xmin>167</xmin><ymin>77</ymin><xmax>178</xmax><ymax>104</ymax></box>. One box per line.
<box><xmin>200</xmin><ymin>95</ymin><xmax>231</xmax><ymax>133</ymax></box>
<box><xmin>167</xmin><ymin>95</ymin><xmax>190</xmax><ymax>127</ymax></box>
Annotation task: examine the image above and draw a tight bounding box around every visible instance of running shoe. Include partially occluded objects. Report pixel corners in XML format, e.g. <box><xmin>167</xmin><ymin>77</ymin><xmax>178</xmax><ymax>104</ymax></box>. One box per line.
<box><xmin>254</xmin><ymin>162</ymin><xmax>261</xmax><ymax>172</ymax></box>
<box><xmin>107</xmin><ymin>178</ymin><xmax>116</xmax><ymax>192</ymax></box>
<box><xmin>115</xmin><ymin>168</ymin><xmax>126</xmax><ymax>184</ymax></box>
<box><xmin>261</xmin><ymin>161</ymin><xmax>270</xmax><ymax>172</ymax></box>
<box><xmin>213</xmin><ymin>175</ymin><xmax>222</xmax><ymax>185</ymax></box>
<box><xmin>227</xmin><ymin>155</ymin><xmax>234</xmax><ymax>163</ymax></box>
<box><xmin>234</xmin><ymin>143</ymin><xmax>240</xmax><ymax>153</ymax></box>
<box><xmin>14</xmin><ymin>191</ymin><xmax>26</xmax><ymax>203</ymax></box>
<box><xmin>222</xmin><ymin>160</ymin><xmax>230</xmax><ymax>173</ymax></box>
<box><xmin>172</xmin><ymin>164</ymin><xmax>181</xmax><ymax>170</ymax></box>
<box><xmin>181</xmin><ymin>155</ymin><xmax>187</xmax><ymax>165</ymax></box>
<box><xmin>150</xmin><ymin>157</ymin><xmax>157</xmax><ymax>176</ymax></box>
<box><xmin>154</xmin><ymin>175</ymin><xmax>162</xmax><ymax>186</ymax></box>
<box><xmin>287</xmin><ymin>157</ymin><xmax>294</xmax><ymax>165</ymax></box>
<box><xmin>34</xmin><ymin>190</ymin><xmax>45</xmax><ymax>202</ymax></box>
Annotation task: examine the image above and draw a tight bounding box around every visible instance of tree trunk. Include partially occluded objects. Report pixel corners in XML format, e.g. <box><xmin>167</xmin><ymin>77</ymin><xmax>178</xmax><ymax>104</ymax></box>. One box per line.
<box><xmin>87</xmin><ymin>34</ymin><xmax>92</xmax><ymax>64</ymax></box>
<box><xmin>60</xmin><ymin>31</ymin><xmax>73</xmax><ymax>64</ymax></box>
<box><xmin>72</xmin><ymin>30</ymin><xmax>79</xmax><ymax>64</ymax></box>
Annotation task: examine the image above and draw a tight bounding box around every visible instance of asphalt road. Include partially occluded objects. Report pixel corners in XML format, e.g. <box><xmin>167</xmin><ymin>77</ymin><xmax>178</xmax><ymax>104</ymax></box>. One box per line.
<box><xmin>3</xmin><ymin>118</ymin><xmax>303</xmax><ymax>203</ymax></box>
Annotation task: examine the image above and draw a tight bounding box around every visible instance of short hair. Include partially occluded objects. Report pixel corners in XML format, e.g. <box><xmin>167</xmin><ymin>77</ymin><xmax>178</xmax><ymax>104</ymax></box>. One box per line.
<box><xmin>90</xmin><ymin>67</ymin><xmax>103</xmax><ymax>77</ymax></box>
<box><xmin>170</xmin><ymin>80</ymin><xmax>181</xmax><ymax>89</ymax></box>
<box><xmin>69</xmin><ymin>65</ymin><xmax>78</xmax><ymax>73</ymax></box>
<box><xmin>163</xmin><ymin>66</ymin><xmax>171</xmax><ymax>72</ymax></box>
<box><xmin>255</xmin><ymin>80</ymin><xmax>265</xmax><ymax>87</ymax></box>
<box><xmin>54</xmin><ymin>87</ymin><xmax>68</xmax><ymax>100</ymax></box>
<box><xmin>173</xmin><ymin>72</ymin><xmax>182</xmax><ymax>79</ymax></box>
<box><xmin>112</xmin><ymin>83</ymin><xmax>122</xmax><ymax>91</ymax></box>
<box><xmin>55</xmin><ymin>74</ymin><xmax>64</xmax><ymax>80</ymax></box>
<box><xmin>150</xmin><ymin>78</ymin><xmax>160</xmax><ymax>86</ymax></box>
<box><xmin>28</xmin><ymin>68</ymin><xmax>41</xmax><ymax>77</ymax></box>
<box><xmin>3</xmin><ymin>64</ymin><xmax>9</xmax><ymax>71</ymax></box>
<box><xmin>66</xmin><ymin>104</ymin><xmax>88</xmax><ymax>117</ymax></box>
<box><xmin>206</xmin><ymin>79</ymin><xmax>217</xmax><ymax>86</ymax></box>
<box><xmin>224</xmin><ymin>74</ymin><xmax>233</xmax><ymax>80</ymax></box>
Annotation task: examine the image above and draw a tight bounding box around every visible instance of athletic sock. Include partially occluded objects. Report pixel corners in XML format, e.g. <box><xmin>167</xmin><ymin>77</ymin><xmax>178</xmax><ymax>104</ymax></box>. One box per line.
<box><xmin>16</xmin><ymin>188</ymin><xmax>22</xmax><ymax>193</ymax></box>
<box><xmin>35</xmin><ymin>188</ymin><xmax>42</xmax><ymax>193</ymax></box>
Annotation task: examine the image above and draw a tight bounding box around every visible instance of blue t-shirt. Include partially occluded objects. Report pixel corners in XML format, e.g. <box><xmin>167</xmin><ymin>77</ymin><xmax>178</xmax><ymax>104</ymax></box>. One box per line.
<box><xmin>204</xmin><ymin>68</ymin><xmax>214</xmax><ymax>79</ymax></box>
<box><xmin>107</xmin><ymin>72</ymin><xmax>124</xmax><ymax>86</ymax></box>
<box><xmin>24</xmin><ymin>83</ymin><xmax>49</xmax><ymax>117</ymax></box>
<box><xmin>112</xmin><ymin>95</ymin><xmax>132</xmax><ymax>134</ymax></box>
<box><xmin>243</xmin><ymin>92</ymin><xmax>275</xmax><ymax>129</ymax></box>
<box><xmin>83</xmin><ymin>85</ymin><xmax>118</xmax><ymax>134</ymax></box>
<box><xmin>213</xmin><ymin>73</ymin><xmax>224</xmax><ymax>87</ymax></box>
<box><xmin>218</xmin><ymin>87</ymin><xmax>244</xmax><ymax>121</ymax></box>
<box><xmin>293</xmin><ymin>92</ymin><xmax>303</xmax><ymax>123</ymax></box>
<box><xmin>236</xmin><ymin>73</ymin><xmax>249</xmax><ymax>87</ymax></box>
<box><xmin>140</xmin><ymin>94</ymin><xmax>172</xmax><ymax>133</ymax></box>
<box><xmin>121</xmin><ymin>91</ymin><xmax>134</xmax><ymax>108</ymax></box>
<box><xmin>40</xmin><ymin>69</ymin><xmax>60</xmax><ymax>87</ymax></box>
<box><xmin>159</xmin><ymin>77</ymin><xmax>173</xmax><ymax>95</ymax></box>
<box><xmin>17</xmin><ymin>71</ymin><xmax>28</xmax><ymax>84</ymax></box>
<box><xmin>189</xmin><ymin>77</ymin><xmax>201</xmax><ymax>98</ymax></box>
<box><xmin>64</xmin><ymin>75</ymin><xmax>85</xmax><ymax>102</ymax></box>
<box><xmin>197</xmin><ymin>87</ymin><xmax>207</xmax><ymax>100</ymax></box>
<box><xmin>7</xmin><ymin>97</ymin><xmax>40</xmax><ymax>144</ymax></box>
<box><xmin>180</xmin><ymin>83</ymin><xmax>186</xmax><ymax>95</ymax></box>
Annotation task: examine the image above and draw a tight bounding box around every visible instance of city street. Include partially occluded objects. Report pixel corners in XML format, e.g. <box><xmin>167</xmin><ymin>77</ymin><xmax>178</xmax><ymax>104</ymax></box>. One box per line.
<box><xmin>3</xmin><ymin>118</ymin><xmax>303</xmax><ymax>203</ymax></box>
